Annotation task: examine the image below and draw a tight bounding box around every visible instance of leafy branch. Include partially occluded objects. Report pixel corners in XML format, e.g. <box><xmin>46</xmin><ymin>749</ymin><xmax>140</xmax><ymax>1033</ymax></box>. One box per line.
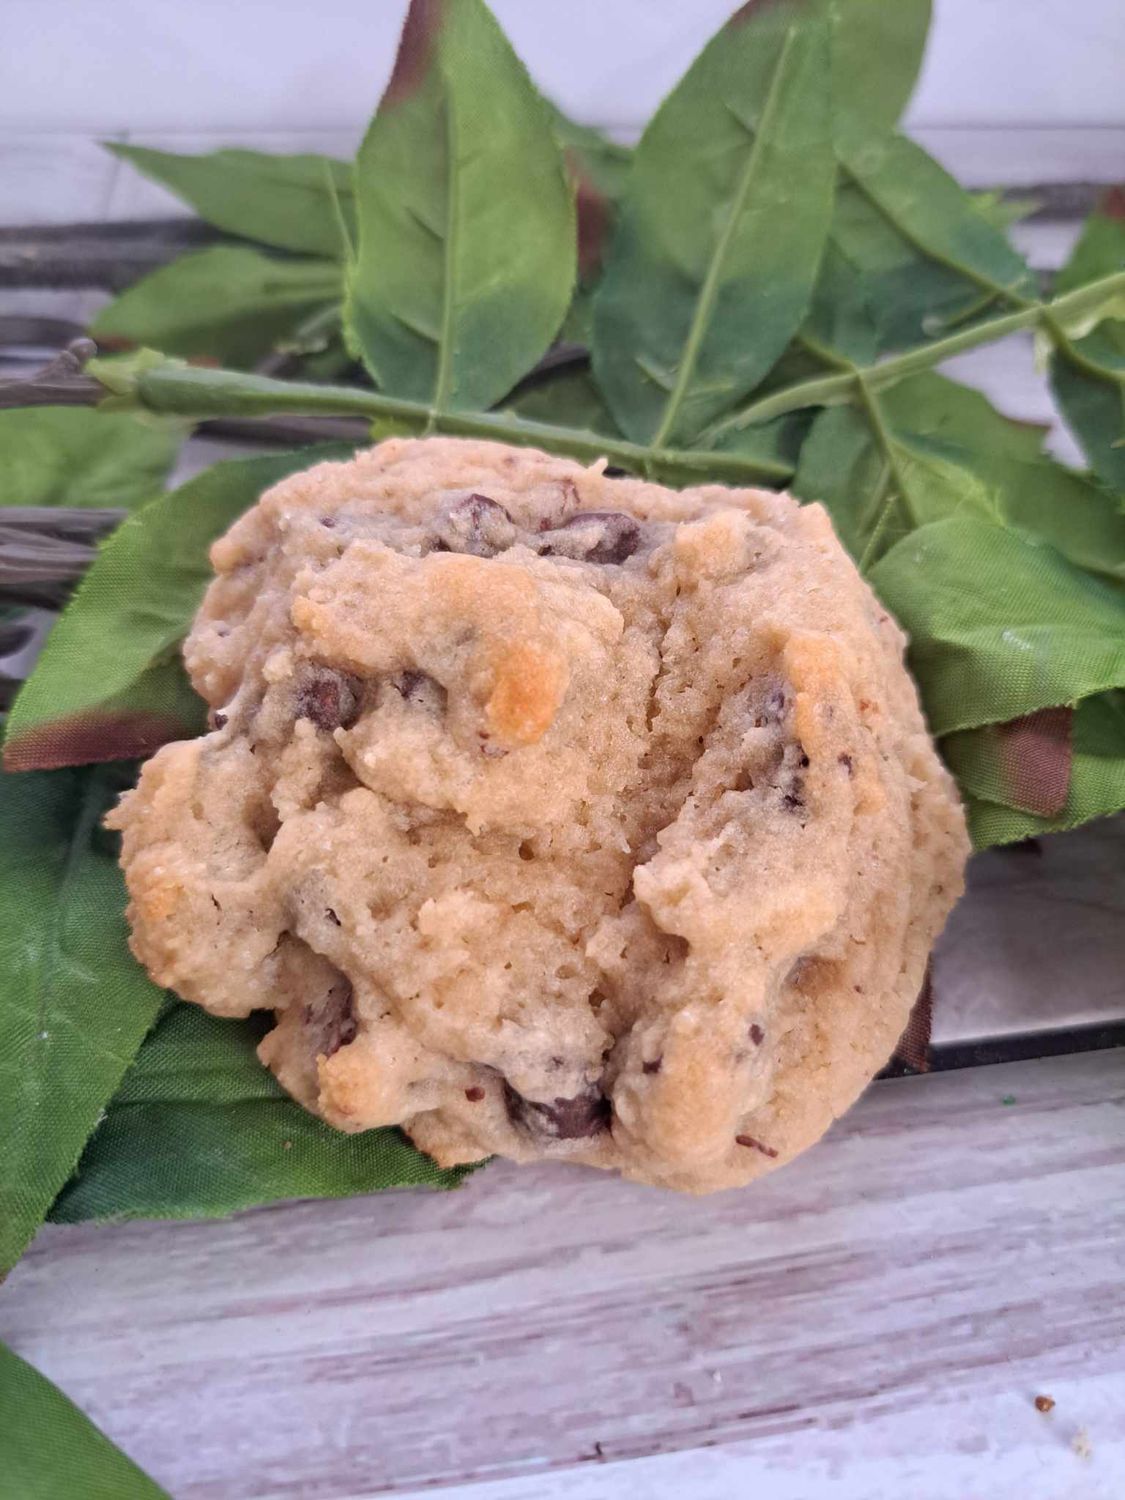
<box><xmin>709</xmin><ymin>271</ymin><xmax>1125</xmax><ymax>435</ymax></box>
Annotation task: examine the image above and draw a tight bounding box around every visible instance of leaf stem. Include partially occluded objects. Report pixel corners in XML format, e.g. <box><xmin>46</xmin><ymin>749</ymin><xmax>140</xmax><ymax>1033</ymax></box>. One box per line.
<box><xmin>708</xmin><ymin>270</ymin><xmax>1125</xmax><ymax>435</ymax></box>
<box><xmin>89</xmin><ymin>356</ymin><xmax>796</xmax><ymax>485</ymax></box>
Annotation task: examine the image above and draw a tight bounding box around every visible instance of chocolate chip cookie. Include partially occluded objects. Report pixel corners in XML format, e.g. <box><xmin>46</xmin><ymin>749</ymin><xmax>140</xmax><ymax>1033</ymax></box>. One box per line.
<box><xmin>109</xmin><ymin>437</ymin><xmax>969</xmax><ymax>1193</ymax></box>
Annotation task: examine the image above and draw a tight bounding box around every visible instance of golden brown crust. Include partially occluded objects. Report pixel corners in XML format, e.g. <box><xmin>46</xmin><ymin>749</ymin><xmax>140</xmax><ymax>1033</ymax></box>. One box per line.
<box><xmin>111</xmin><ymin>437</ymin><xmax>970</xmax><ymax>1192</ymax></box>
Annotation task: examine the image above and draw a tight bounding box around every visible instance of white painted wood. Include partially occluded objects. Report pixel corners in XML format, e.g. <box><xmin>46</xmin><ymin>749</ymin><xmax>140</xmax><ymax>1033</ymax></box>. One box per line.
<box><xmin>913</xmin><ymin>126</ymin><xmax>1125</xmax><ymax>188</ymax></box>
<box><xmin>932</xmin><ymin>815</ymin><xmax>1125</xmax><ymax>1041</ymax></box>
<box><xmin>2</xmin><ymin>1051</ymin><xmax>1122</xmax><ymax>1498</ymax></box>
<box><xmin>4</xmin><ymin>0</ymin><xmax>1124</xmax><ymax>136</ymax></box>
<box><xmin>0</xmin><ymin>135</ymin><xmax>116</xmax><ymax>225</ymax></box>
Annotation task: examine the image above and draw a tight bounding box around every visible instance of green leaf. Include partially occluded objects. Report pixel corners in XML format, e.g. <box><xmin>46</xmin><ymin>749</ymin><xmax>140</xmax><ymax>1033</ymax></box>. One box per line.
<box><xmin>504</xmin><ymin>365</ymin><xmax>620</xmax><ymax>434</ymax></box>
<box><xmin>868</xmin><ymin>515</ymin><xmax>1125</xmax><ymax>736</ymax></box>
<box><xmin>51</xmin><ymin>1003</ymin><xmax>478</xmax><ymax>1224</ymax></box>
<box><xmin>4</xmin><ymin>446</ymin><xmax>351</xmax><ymax>772</ymax></box>
<box><xmin>0</xmin><ymin>1340</ymin><xmax>168</xmax><ymax>1498</ymax></box>
<box><xmin>814</xmin><ymin>126</ymin><xmax>1037</xmax><ymax>360</ymax></box>
<box><xmin>107</xmin><ymin>143</ymin><xmax>355</xmax><ymax>259</ymax></box>
<box><xmin>546</xmin><ymin>104</ymin><xmax>632</xmax><ymax>202</ymax></box>
<box><xmin>345</xmin><ymin>0</ymin><xmax>576</xmax><ymax>410</ymax></box>
<box><xmin>0</xmin><ymin>763</ymin><xmax>166</xmax><ymax>1272</ymax></box>
<box><xmin>794</xmin><ymin>372</ymin><xmax>1125</xmax><ymax>577</ymax></box>
<box><xmin>0</xmin><ymin>407</ymin><xmax>179</xmax><ymax>512</ymax></box>
<box><xmin>949</xmin><ymin>692</ymin><xmax>1125</xmax><ymax>847</ymax></box>
<box><xmin>592</xmin><ymin>0</ymin><xmax>834</xmax><ymax>446</ymax></box>
<box><xmin>1049</xmin><ymin>192</ymin><xmax>1125</xmax><ymax>493</ymax></box>
<box><xmin>972</xmin><ymin>190</ymin><xmax>1040</xmax><ymax>233</ymax></box>
<box><xmin>829</xmin><ymin>0</ymin><xmax>932</xmax><ymax>131</ymax></box>
<box><xmin>92</xmin><ymin>246</ymin><xmax>341</xmax><ymax>369</ymax></box>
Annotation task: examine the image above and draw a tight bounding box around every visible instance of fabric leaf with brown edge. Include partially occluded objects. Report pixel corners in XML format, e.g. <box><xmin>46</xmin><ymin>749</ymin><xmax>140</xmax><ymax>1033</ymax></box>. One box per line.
<box><xmin>345</xmin><ymin>0</ymin><xmax>576</xmax><ymax>411</ymax></box>
<box><xmin>0</xmin><ymin>761</ymin><xmax>166</xmax><ymax>1273</ymax></box>
<box><xmin>3</xmin><ymin>444</ymin><xmax>352</xmax><ymax>772</ymax></box>
<box><xmin>592</xmin><ymin>0</ymin><xmax>834</xmax><ymax>447</ymax></box>
<box><xmin>948</xmin><ymin>693</ymin><xmax>1125</xmax><ymax>848</ymax></box>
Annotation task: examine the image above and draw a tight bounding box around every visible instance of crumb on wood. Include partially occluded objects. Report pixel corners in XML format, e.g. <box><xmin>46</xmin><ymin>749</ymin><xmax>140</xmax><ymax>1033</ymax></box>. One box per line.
<box><xmin>1071</xmin><ymin>1428</ymin><xmax>1092</xmax><ymax>1461</ymax></box>
<box><xmin>1034</xmin><ymin>1394</ymin><xmax>1055</xmax><ymax>1413</ymax></box>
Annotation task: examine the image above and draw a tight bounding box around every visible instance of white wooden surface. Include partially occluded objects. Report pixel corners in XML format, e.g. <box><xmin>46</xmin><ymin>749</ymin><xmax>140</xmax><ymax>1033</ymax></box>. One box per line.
<box><xmin>3</xmin><ymin>1049</ymin><xmax>1123</xmax><ymax>1499</ymax></box>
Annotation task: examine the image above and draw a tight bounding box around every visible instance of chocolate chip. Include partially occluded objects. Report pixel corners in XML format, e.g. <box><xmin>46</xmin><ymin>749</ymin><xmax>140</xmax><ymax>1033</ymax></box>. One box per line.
<box><xmin>539</xmin><ymin>511</ymin><xmax>641</xmax><ymax>564</ymax></box>
<box><xmin>430</xmin><ymin>493</ymin><xmax>517</xmax><ymax>557</ymax></box>
<box><xmin>325</xmin><ymin>907</ymin><xmax>341</xmax><ymax>927</ymax></box>
<box><xmin>320</xmin><ymin>516</ymin><xmax>337</xmax><ymax>529</ymax></box>
<box><xmin>748</xmin><ymin>1024</ymin><xmax>764</xmax><ymax>1046</ymax></box>
<box><xmin>296</xmin><ymin>667</ymin><xmax>361</xmax><ymax>731</ymax></box>
<box><xmin>504</xmin><ymin>1082</ymin><xmax>611</xmax><ymax>1139</ymax></box>
<box><xmin>303</xmin><ymin>975</ymin><xmax>357</xmax><ymax>1059</ymax></box>
<box><xmin>465</xmin><ymin>1086</ymin><xmax>486</xmax><ymax>1102</ymax></box>
<box><xmin>209</xmin><ymin>710</ymin><xmax>228</xmax><ymax>730</ymax></box>
<box><xmin>603</xmin><ymin>466</ymin><xmax>629</xmax><ymax>478</ymax></box>
<box><xmin>782</xmin><ymin>791</ymin><xmax>804</xmax><ymax>812</ymax></box>
<box><xmin>838</xmin><ymin>753</ymin><xmax>854</xmax><ymax>775</ymax></box>
<box><xmin>735</xmin><ymin>1134</ymin><xmax>778</xmax><ymax>1158</ymax></box>
<box><xmin>754</xmin><ymin>686</ymin><xmax>788</xmax><ymax>728</ymax></box>
<box><xmin>642</xmin><ymin>1057</ymin><xmax>663</xmax><ymax>1075</ymax></box>
<box><xmin>393</xmin><ymin>669</ymin><xmax>446</xmax><ymax>712</ymax></box>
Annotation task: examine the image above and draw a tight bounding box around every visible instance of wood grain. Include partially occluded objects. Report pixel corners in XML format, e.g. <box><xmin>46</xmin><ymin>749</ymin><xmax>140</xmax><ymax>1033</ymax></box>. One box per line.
<box><xmin>2</xmin><ymin>1050</ymin><xmax>1122</xmax><ymax>1498</ymax></box>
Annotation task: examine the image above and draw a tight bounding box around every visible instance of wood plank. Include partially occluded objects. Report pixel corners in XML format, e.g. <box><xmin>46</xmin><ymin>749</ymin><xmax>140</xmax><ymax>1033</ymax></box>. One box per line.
<box><xmin>2</xmin><ymin>1050</ymin><xmax>1122</xmax><ymax>1498</ymax></box>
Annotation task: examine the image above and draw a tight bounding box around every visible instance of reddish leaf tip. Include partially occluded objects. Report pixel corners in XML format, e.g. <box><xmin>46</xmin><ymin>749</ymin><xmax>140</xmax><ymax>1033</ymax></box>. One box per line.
<box><xmin>729</xmin><ymin>0</ymin><xmax>791</xmax><ymax>27</ymax></box>
<box><xmin>996</xmin><ymin>706</ymin><xmax>1074</xmax><ymax>819</ymax></box>
<box><xmin>3</xmin><ymin>712</ymin><xmax>188</xmax><ymax>773</ymax></box>
<box><xmin>382</xmin><ymin>0</ymin><xmax>444</xmax><ymax>109</ymax></box>
<box><xmin>570</xmin><ymin>158</ymin><xmax>612</xmax><ymax>281</ymax></box>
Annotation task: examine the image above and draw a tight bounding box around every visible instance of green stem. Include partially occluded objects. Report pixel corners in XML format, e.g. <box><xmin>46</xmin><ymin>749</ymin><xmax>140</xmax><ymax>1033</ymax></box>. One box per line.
<box><xmin>90</xmin><ymin>358</ymin><xmax>796</xmax><ymax>485</ymax></box>
<box><xmin>708</xmin><ymin>270</ymin><xmax>1125</xmax><ymax>434</ymax></box>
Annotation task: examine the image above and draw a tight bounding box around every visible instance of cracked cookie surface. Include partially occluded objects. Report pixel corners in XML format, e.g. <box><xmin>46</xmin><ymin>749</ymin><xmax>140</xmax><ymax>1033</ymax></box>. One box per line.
<box><xmin>109</xmin><ymin>437</ymin><xmax>969</xmax><ymax>1192</ymax></box>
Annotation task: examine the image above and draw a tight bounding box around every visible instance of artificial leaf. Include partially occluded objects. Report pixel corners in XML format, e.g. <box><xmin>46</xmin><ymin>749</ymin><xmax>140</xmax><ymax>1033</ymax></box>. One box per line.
<box><xmin>346</xmin><ymin>0</ymin><xmax>576</xmax><ymax>410</ymax></box>
<box><xmin>1049</xmin><ymin>191</ymin><xmax>1125</xmax><ymax>493</ymax></box>
<box><xmin>592</xmin><ymin>0</ymin><xmax>834</xmax><ymax>446</ymax></box>
<box><xmin>0</xmin><ymin>1340</ymin><xmax>168</xmax><ymax>1498</ymax></box>
<box><xmin>51</xmin><ymin>1003</ymin><xmax>478</xmax><ymax>1224</ymax></box>
<box><xmin>505</xmin><ymin>366</ymin><xmax>620</xmax><ymax>434</ymax></box>
<box><xmin>4</xmin><ymin>446</ymin><xmax>351</xmax><ymax>772</ymax></box>
<box><xmin>810</xmin><ymin>127</ymin><xmax>1037</xmax><ymax>361</ymax></box>
<box><xmin>972</xmin><ymin>191</ymin><xmax>1040</xmax><ymax>233</ymax></box>
<box><xmin>545</xmin><ymin>105</ymin><xmax>632</xmax><ymax>203</ymax></box>
<box><xmin>794</xmin><ymin>372</ymin><xmax>1125</xmax><ymax>576</ymax></box>
<box><xmin>829</xmin><ymin>0</ymin><xmax>932</xmax><ymax>131</ymax></box>
<box><xmin>546</xmin><ymin>106</ymin><xmax>632</xmax><ymax>282</ymax></box>
<box><xmin>0</xmin><ymin>407</ymin><xmax>179</xmax><ymax>512</ymax></box>
<box><xmin>92</xmin><ymin>246</ymin><xmax>341</xmax><ymax>369</ymax></box>
<box><xmin>950</xmin><ymin>692</ymin><xmax>1125</xmax><ymax>847</ymax></box>
<box><xmin>835</xmin><ymin>125</ymin><xmax>1036</xmax><ymax>311</ymax></box>
<box><xmin>107</xmin><ymin>143</ymin><xmax>355</xmax><ymax>259</ymax></box>
<box><xmin>868</xmin><ymin>515</ymin><xmax>1125</xmax><ymax>737</ymax></box>
<box><xmin>0</xmin><ymin>762</ymin><xmax>165</xmax><ymax>1273</ymax></box>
